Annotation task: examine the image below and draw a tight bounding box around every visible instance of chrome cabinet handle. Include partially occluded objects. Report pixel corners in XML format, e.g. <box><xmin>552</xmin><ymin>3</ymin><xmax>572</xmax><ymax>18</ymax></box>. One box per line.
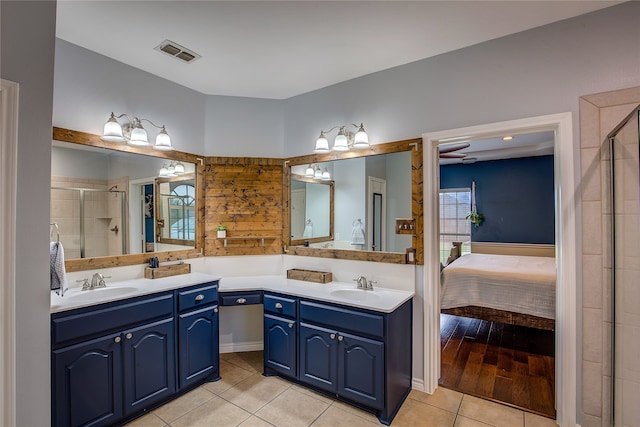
<box><xmin>288</xmin><ymin>323</ymin><xmax>294</xmax><ymax>328</ymax></box>
<box><xmin>330</xmin><ymin>333</ymin><xmax>336</xmax><ymax>340</ymax></box>
<box><xmin>195</xmin><ymin>294</ymin><xmax>205</xmax><ymax>301</ymax></box>
<box><xmin>337</xmin><ymin>335</ymin><xmax>344</xmax><ymax>341</ymax></box>
<box><xmin>214</xmin><ymin>308</ymin><xmax>218</xmax><ymax>313</ymax></box>
<box><xmin>125</xmin><ymin>333</ymin><xmax>133</xmax><ymax>340</ymax></box>
<box><xmin>236</xmin><ymin>298</ymin><xmax>247</xmax><ymax>304</ymax></box>
<box><xmin>114</xmin><ymin>336</ymin><xmax>121</xmax><ymax>343</ymax></box>
<box><xmin>275</xmin><ymin>302</ymin><xmax>283</xmax><ymax>309</ymax></box>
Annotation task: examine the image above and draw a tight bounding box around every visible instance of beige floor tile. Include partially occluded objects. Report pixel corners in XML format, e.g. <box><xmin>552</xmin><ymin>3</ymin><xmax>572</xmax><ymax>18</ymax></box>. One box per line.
<box><xmin>122</xmin><ymin>412</ymin><xmax>167</xmax><ymax>427</ymax></box>
<box><xmin>524</xmin><ymin>413</ymin><xmax>558</xmax><ymax>427</ymax></box>
<box><xmin>409</xmin><ymin>387</ymin><xmax>463</xmax><ymax>414</ymax></box>
<box><xmin>255</xmin><ymin>387</ymin><xmax>331</xmax><ymax>427</ymax></box>
<box><xmin>454</xmin><ymin>415</ymin><xmax>493</xmax><ymax>427</ymax></box>
<box><xmin>153</xmin><ymin>387</ymin><xmax>214</xmax><ymax>423</ymax></box>
<box><xmin>171</xmin><ymin>395</ymin><xmax>252</xmax><ymax>427</ymax></box>
<box><xmin>289</xmin><ymin>383</ymin><xmax>335</xmax><ymax>405</ymax></box>
<box><xmin>458</xmin><ymin>395</ymin><xmax>524</xmax><ymax>427</ymax></box>
<box><xmin>311</xmin><ymin>405</ymin><xmax>380</xmax><ymax>427</ymax></box>
<box><xmin>202</xmin><ymin>362</ymin><xmax>255</xmax><ymax>395</ymax></box>
<box><xmin>238</xmin><ymin>415</ymin><xmax>276</xmax><ymax>426</ymax></box>
<box><xmin>330</xmin><ymin>400</ymin><xmax>380</xmax><ymax>424</ymax></box>
<box><xmin>227</xmin><ymin>355</ymin><xmax>262</xmax><ymax>373</ymax></box>
<box><xmin>391</xmin><ymin>398</ymin><xmax>456</xmax><ymax>426</ymax></box>
<box><xmin>220</xmin><ymin>373</ymin><xmax>291</xmax><ymax>413</ymax></box>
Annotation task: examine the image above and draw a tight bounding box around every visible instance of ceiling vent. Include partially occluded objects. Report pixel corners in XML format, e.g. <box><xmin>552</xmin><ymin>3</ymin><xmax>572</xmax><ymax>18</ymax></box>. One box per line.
<box><xmin>154</xmin><ymin>40</ymin><xmax>201</xmax><ymax>64</ymax></box>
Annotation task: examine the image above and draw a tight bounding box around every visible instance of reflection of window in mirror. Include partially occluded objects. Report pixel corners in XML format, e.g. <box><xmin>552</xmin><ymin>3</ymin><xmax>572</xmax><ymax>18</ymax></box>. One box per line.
<box><xmin>155</xmin><ymin>175</ymin><xmax>196</xmax><ymax>247</ymax></box>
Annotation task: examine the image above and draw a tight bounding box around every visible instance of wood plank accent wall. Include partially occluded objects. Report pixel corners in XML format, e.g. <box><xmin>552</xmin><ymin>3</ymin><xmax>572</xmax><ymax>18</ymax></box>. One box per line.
<box><xmin>204</xmin><ymin>156</ymin><xmax>284</xmax><ymax>256</ymax></box>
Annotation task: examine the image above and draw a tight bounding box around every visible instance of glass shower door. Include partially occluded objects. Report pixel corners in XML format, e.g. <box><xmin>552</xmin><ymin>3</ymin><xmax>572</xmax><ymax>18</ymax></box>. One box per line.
<box><xmin>610</xmin><ymin>106</ymin><xmax>640</xmax><ymax>426</ymax></box>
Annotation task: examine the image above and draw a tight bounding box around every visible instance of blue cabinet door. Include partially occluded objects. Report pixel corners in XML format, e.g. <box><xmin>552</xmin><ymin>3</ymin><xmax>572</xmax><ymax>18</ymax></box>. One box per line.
<box><xmin>264</xmin><ymin>314</ymin><xmax>297</xmax><ymax>377</ymax></box>
<box><xmin>299</xmin><ymin>323</ymin><xmax>337</xmax><ymax>393</ymax></box>
<box><xmin>178</xmin><ymin>305</ymin><xmax>220</xmax><ymax>389</ymax></box>
<box><xmin>52</xmin><ymin>333</ymin><xmax>123</xmax><ymax>427</ymax></box>
<box><xmin>122</xmin><ymin>317</ymin><xmax>176</xmax><ymax>415</ymax></box>
<box><xmin>337</xmin><ymin>332</ymin><xmax>385</xmax><ymax>410</ymax></box>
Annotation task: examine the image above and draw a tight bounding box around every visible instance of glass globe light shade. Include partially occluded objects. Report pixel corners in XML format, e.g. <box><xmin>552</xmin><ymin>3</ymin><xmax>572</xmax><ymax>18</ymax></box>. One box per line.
<box><xmin>158</xmin><ymin>164</ymin><xmax>169</xmax><ymax>177</ymax></box>
<box><xmin>322</xmin><ymin>168</ymin><xmax>331</xmax><ymax>180</ymax></box>
<box><xmin>314</xmin><ymin>166</ymin><xmax>323</xmax><ymax>179</ymax></box>
<box><xmin>353</xmin><ymin>123</ymin><xmax>369</xmax><ymax>149</ymax></box>
<box><xmin>332</xmin><ymin>128</ymin><xmax>349</xmax><ymax>151</ymax></box>
<box><xmin>128</xmin><ymin>122</ymin><xmax>149</xmax><ymax>146</ymax></box>
<box><xmin>102</xmin><ymin>113</ymin><xmax>125</xmax><ymax>142</ymax></box>
<box><xmin>174</xmin><ymin>161</ymin><xmax>185</xmax><ymax>175</ymax></box>
<box><xmin>154</xmin><ymin>127</ymin><xmax>173</xmax><ymax>150</ymax></box>
<box><xmin>305</xmin><ymin>165</ymin><xmax>315</xmax><ymax>178</ymax></box>
<box><xmin>314</xmin><ymin>132</ymin><xmax>330</xmax><ymax>153</ymax></box>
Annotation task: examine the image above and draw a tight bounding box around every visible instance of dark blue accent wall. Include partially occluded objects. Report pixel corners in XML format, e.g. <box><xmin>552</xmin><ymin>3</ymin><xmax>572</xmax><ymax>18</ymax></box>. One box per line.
<box><xmin>440</xmin><ymin>155</ymin><xmax>555</xmax><ymax>244</ymax></box>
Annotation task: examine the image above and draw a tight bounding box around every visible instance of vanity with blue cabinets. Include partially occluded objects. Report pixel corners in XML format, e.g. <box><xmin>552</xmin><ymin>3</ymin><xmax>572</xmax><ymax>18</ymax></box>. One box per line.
<box><xmin>51</xmin><ymin>276</ymin><xmax>220</xmax><ymax>427</ymax></box>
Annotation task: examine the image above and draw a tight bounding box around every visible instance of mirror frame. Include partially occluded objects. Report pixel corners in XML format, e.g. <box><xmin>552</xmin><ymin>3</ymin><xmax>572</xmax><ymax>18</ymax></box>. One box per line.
<box><xmin>289</xmin><ymin>174</ymin><xmax>334</xmax><ymax>245</ymax></box>
<box><xmin>284</xmin><ymin>138</ymin><xmax>423</xmax><ymax>265</ymax></box>
<box><xmin>52</xmin><ymin>127</ymin><xmax>205</xmax><ymax>272</ymax></box>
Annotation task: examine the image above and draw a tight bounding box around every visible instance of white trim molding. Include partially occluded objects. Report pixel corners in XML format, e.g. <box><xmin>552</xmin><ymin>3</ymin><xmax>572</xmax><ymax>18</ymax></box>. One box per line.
<box><xmin>219</xmin><ymin>341</ymin><xmax>263</xmax><ymax>354</ymax></box>
<box><xmin>0</xmin><ymin>79</ymin><xmax>19</xmax><ymax>427</ymax></box>
<box><xmin>422</xmin><ymin>112</ymin><xmax>577</xmax><ymax>427</ymax></box>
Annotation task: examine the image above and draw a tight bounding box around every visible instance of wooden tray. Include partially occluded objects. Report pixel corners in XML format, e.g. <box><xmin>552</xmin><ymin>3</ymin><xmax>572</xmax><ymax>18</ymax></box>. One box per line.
<box><xmin>287</xmin><ymin>268</ymin><xmax>332</xmax><ymax>284</ymax></box>
<box><xmin>144</xmin><ymin>263</ymin><xmax>191</xmax><ymax>279</ymax></box>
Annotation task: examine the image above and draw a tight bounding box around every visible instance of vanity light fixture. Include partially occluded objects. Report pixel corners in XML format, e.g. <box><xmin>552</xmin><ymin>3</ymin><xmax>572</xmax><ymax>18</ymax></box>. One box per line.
<box><xmin>158</xmin><ymin>161</ymin><xmax>184</xmax><ymax>178</ymax></box>
<box><xmin>102</xmin><ymin>112</ymin><xmax>173</xmax><ymax>151</ymax></box>
<box><xmin>314</xmin><ymin>123</ymin><xmax>369</xmax><ymax>153</ymax></box>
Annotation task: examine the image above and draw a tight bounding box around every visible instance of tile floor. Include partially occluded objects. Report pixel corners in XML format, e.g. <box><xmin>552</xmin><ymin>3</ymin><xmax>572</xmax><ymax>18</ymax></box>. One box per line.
<box><xmin>125</xmin><ymin>352</ymin><xmax>558</xmax><ymax>427</ymax></box>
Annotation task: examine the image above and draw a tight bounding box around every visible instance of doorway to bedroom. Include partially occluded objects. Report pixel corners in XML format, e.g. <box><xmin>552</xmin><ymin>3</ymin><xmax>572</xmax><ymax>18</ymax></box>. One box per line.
<box><xmin>436</xmin><ymin>130</ymin><xmax>557</xmax><ymax>418</ymax></box>
<box><xmin>423</xmin><ymin>113</ymin><xmax>578</xmax><ymax>425</ymax></box>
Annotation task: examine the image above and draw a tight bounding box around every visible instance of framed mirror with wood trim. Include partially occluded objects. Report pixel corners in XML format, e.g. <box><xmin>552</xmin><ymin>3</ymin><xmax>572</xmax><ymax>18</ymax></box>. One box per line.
<box><xmin>51</xmin><ymin>127</ymin><xmax>205</xmax><ymax>272</ymax></box>
<box><xmin>284</xmin><ymin>138</ymin><xmax>423</xmax><ymax>264</ymax></box>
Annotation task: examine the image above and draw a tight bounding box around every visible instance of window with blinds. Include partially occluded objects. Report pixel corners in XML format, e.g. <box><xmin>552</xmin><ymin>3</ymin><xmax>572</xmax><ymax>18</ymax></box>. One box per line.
<box><xmin>439</xmin><ymin>188</ymin><xmax>472</xmax><ymax>264</ymax></box>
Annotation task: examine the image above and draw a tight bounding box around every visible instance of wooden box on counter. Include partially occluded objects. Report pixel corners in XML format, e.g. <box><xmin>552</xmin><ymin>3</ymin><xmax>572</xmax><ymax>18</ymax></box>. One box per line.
<box><xmin>286</xmin><ymin>268</ymin><xmax>332</xmax><ymax>284</ymax></box>
<box><xmin>144</xmin><ymin>263</ymin><xmax>191</xmax><ymax>279</ymax></box>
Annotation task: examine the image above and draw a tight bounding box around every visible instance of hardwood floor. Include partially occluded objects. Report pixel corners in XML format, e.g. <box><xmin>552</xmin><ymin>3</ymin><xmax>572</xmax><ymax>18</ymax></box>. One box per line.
<box><xmin>439</xmin><ymin>313</ymin><xmax>556</xmax><ymax>419</ymax></box>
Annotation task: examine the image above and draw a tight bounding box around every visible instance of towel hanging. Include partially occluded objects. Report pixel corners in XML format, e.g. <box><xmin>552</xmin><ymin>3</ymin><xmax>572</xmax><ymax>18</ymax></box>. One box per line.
<box><xmin>303</xmin><ymin>219</ymin><xmax>313</xmax><ymax>238</ymax></box>
<box><xmin>50</xmin><ymin>223</ymin><xmax>67</xmax><ymax>296</ymax></box>
<box><xmin>351</xmin><ymin>219</ymin><xmax>365</xmax><ymax>245</ymax></box>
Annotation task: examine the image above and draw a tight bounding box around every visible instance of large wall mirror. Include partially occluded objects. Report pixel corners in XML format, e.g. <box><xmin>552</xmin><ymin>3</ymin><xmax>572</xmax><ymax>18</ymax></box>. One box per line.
<box><xmin>51</xmin><ymin>127</ymin><xmax>204</xmax><ymax>271</ymax></box>
<box><xmin>285</xmin><ymin>138</ymin><xmax>423</xmax><ymax>264</ymax></box>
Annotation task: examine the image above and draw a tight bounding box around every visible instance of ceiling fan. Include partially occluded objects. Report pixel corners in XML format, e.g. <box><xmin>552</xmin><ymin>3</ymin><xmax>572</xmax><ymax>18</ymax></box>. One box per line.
<box><xmin>438</xmin><ymin>142</ymin><xmax>469</xmax><ymax>159</ymax></box>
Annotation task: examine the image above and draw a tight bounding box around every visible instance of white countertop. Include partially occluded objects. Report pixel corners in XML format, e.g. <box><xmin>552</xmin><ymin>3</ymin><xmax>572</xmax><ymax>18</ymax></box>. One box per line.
<box><xmin>50</xmin><ymin>272</ymin><xmax>221</xmax><ymax>314</ymax></box>
<box><xmin>51</xmin><ymin>273</ymin><xmax>414</xmax><ymax>314</ymax></box>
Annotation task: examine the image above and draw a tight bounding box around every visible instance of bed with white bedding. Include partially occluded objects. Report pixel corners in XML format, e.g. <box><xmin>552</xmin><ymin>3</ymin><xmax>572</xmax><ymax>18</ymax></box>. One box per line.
<box><xmin>440</xmin><ymin>253</ymin><xmax>556</xmax><ymax>330</ymax></box>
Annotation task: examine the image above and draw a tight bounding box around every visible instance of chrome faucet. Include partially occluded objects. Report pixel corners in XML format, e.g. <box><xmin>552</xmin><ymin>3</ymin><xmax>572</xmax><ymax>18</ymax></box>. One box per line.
<box><xmin>354</xmin><ymin>276</ymin><xmax>373</xmax><ymax>290</ymax></box>
<box><xmin>90</xmin><ymin>273</ymin><xmax>108</xmax><ymax>289</ymax></box>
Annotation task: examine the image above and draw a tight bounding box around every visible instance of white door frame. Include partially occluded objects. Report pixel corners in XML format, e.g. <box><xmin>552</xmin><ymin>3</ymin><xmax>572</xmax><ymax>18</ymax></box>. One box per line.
<box><xmin>422</xmin><ymin>112</ymin><xmax>576</xmax><ymax>426</ymax></box>
<box><xmin>0</xmin><ymin>79</ymin><xmax>19</xmax><ymax>427</ymax></box>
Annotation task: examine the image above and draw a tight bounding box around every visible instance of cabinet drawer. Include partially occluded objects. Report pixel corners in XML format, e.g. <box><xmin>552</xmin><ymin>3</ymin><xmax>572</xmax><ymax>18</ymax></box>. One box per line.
<box><xmin>300</xmin><ymin>301</ymin><xmax>384</xmax><ymax>338</ymax></box>
<box><xmin>220</xmin><ymin>291</ymin><xmax>263</xmax><ymax>306</ymax></box>
<box><xmin>52</xmin><ymin>293</ymin><xmax>174</xmax><ymax>348</ymax></box>
<box><xmin>264</xmin><ymin>294</ymin><xmax>297</xmax><ymax>318</ymax></box>
<box><xmin>177</xmin><ymin>283</ymin><xmax>218</xmax><ymax>312</ymax></box>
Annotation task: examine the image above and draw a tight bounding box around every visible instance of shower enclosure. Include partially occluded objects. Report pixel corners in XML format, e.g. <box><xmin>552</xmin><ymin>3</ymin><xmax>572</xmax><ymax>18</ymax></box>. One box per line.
<box><xmin>609</xmin><ymin>105</ymin><xmax>639</xmax><ymax>426</ymax></box>
<box><xmin>50</xmin><ymin>187</ymin><xmax>127</xmax><ymax>259</ymax></box>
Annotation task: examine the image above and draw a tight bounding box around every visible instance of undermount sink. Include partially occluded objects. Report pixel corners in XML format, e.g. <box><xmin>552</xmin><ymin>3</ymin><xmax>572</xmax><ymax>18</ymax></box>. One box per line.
<box><xmin>65</xmin><ymin>286</ymin><xmax>139</xmax><ymax>303</ymax></box>
<box><xmin>329</xmin><ymin>289</ymin><xmax>381</xmax><ymax>303</ymax></box>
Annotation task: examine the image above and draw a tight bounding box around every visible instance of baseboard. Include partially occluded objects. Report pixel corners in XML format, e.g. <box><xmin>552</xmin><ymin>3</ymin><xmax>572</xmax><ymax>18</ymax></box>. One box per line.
<box><xmin>220</xmin><ymin>340</ymin><xmax>263</xmax><ymax>353</ymax></box>
<box><xmin>411</xmin><ymin>377</ymin><xmax>426</xmax><ymax>392</ymax></box>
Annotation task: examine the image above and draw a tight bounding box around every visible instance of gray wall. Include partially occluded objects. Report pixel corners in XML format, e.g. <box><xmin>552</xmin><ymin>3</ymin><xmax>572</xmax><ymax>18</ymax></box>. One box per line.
<box><xmin>1</xmin><ymin>1</ymin><xmax>57</xmax><ymax>426</ymax></box>
<box><xmin>54</xmin><ymin>39</ymin><xmax>207</xmax><ymax>155</ymax></box>
<box><xmin>282</xmin><ymin>2</ymin><xmax>640</xmax><ymax>156</ymax></box>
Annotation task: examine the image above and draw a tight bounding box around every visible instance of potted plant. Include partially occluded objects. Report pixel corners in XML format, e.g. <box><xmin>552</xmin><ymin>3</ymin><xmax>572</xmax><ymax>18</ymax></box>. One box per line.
<box><xmin>466</xmin><ymin>210</ymin><xmax>485</xmax><ymax>227</ymax></box>
<box><xmin>216</xmin><ymin>224</ymin><xmax>227</xmax><ymax>238</ymax></box>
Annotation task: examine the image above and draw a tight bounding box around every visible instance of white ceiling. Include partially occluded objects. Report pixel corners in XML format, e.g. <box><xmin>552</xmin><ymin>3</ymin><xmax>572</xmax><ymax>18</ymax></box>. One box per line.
<box><xmin>56</xmin><ymin>0</ymin><xmax>620</xmax><ymax>100</ymax></box>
